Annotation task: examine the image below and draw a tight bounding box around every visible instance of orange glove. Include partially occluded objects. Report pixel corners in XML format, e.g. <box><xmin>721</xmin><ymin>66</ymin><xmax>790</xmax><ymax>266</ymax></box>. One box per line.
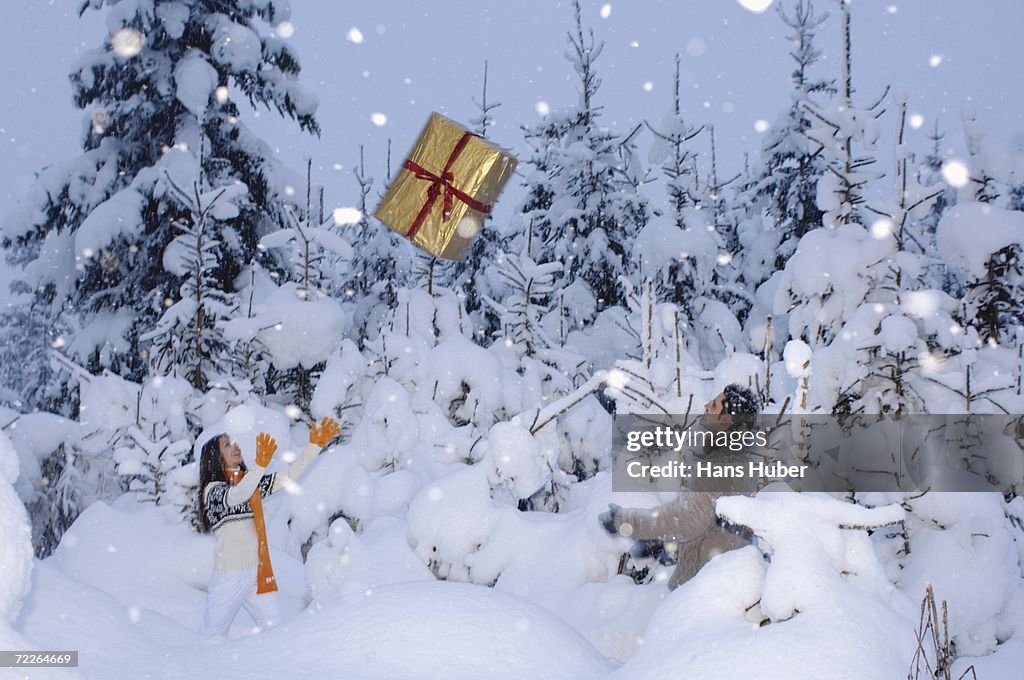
<box><xmin>309</xmin><ymin>416</ymin><xmax>341</xmax><ymax>447</ymax></box>
<box><xmin>255</xmin><ymin>432</ymin><xmax>277</xmax><ymax>467</ymax></box>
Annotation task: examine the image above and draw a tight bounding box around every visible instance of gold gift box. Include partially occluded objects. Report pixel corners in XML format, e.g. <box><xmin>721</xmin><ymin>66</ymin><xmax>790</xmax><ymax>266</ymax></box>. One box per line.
<box><xmin>374</xmin><ymin>112</ymin><xmax>518</xmax><ymax>261</ymax></box>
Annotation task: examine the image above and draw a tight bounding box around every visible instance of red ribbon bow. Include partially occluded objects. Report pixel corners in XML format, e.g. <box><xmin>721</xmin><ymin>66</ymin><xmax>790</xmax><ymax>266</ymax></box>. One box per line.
<box><xmin>402</xmin><ymin>132</ymin><xmax>493</xmax><ymax>239</ymax></box>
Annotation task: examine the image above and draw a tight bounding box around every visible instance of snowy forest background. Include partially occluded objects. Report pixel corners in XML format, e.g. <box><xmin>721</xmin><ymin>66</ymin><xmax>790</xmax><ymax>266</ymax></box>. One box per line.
<box><xmin>1</xmin><ymin>0</ymin><xmax>1024</xmax><ymax>678</ymax></box>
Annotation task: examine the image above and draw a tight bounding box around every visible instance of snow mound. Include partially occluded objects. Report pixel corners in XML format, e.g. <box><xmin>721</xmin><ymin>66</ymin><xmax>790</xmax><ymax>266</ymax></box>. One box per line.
<box><xmin>616</xmin><ymin>539</ymin><xmax>915</xmax><ymax>680</ymax></box>
<box><xmin>20</xmin><ymin>568</ymin><xmax>611</xmax><ymax>680</ymax></box>
<box><xmin>248</xmin><ymin>581</ymin><xmax>613</xmax><ymax>680</ymax></box>
<box><xmin>222</xmin><ymin>284</ymin><xmax>346</xmax><ymax>371</ymax></box>
<box><xmin>0</xmin><ymin>431</ymin><xmax>32</xmax><ymax>624</ymax></box>
<box><xmin>174</xmin><ymin>52</ymin><xmax>218</xmax><ymax>118</ymax></box>
<box><xmin>937</xmin><ymin>202</ymin><xmax>1024</xmax><ymax>278</ymax></box>
<box><xmin>46</xmin><ymin>499</ymin><xmax>212</xmax><ymax>627</ymax></box>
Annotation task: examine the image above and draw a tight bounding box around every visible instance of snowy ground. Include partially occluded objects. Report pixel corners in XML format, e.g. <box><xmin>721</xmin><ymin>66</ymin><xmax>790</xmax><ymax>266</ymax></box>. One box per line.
<box><xmin>5</xmin><ymin>488</ymin><xmax>1024</xmax><ymax>680</ymax></box>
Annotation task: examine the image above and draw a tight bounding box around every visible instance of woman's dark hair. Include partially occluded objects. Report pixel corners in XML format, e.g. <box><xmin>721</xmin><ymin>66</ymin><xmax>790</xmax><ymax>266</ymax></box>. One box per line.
<box><xmin>196</xmin><ymin>434</ymin><xmax>247</xmax><ymax>533</ymax></box>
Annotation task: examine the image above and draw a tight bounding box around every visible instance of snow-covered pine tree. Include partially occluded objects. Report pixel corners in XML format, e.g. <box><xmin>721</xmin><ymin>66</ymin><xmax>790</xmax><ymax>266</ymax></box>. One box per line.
<box><xmin>141</xmin><ymin>147</ymin><xmax>245</xmax><ymax>390</ymax></box>
<box><xmin>802</xmin><ymin>0</ymin><xmax>885</xmax><ymax>230</ymax></box>
<box><xmin>344</xmin><ymin>143</ymin><xmax>417</xmax><ymax>342</ymax></box>
<box><xmin>254</xmin><ymin>160</ymin><xmax>353</xmax><ymax>409</ymax></box>
<box><xmin>452</xmin><ymin>61</ymin><xmax>510</xmax><ymax>344</ymax></box>
<box><xmin>1</xmin><ymin>0</ymin><xmax>319</xmax><ymax>414</ymax></box>
<box><xmin>635</xmin><ymin>56</ymin><xmax>745</xmax><ymax>368</ymax></box>
<box><xmin>754</xmin><ymin>0</ymin><xmax>835</xmax><ymax>265</ymax></box>
<box><xmin>947</xmin><ymin>112</ymin><xmax>1024</xmax><ymax>346</ymax></box>
<box><xmin>843</xmin><ymin>99</ymin><xmax>945</xmax><ymax>413</ymax></box>
<box><xmin>486</xmin><ymin>253</ymin><xmax>562</xmax><ymax>357</ymax></box>
<box><xmin>910</xmin><ymin>123</ymin><xmax>962</xmax><ymax>297</ymax></box>
<box><xmin>512</xmin><ymin>0</ymin><xmax>650</xmax><ymax>329</ymax></box>
<box><xmin>645</xmin><ymin>55</ymin><xmax>704</xmax><ymax>234</ymax></box>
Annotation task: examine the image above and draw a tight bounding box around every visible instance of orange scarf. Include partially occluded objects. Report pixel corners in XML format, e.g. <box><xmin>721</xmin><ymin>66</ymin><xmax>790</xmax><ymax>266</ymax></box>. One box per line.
<box><xmin>227</xmin><ymin>469</ymin><xmax>278</xmax><ymax>594</ymax></box>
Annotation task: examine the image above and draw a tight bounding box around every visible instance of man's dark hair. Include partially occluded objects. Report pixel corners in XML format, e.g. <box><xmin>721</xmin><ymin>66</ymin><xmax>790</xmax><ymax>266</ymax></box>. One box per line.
<box><xmin>722</xmin><ymin>383</ymin><xmax>761</xmax><ymax>429</ymax></box>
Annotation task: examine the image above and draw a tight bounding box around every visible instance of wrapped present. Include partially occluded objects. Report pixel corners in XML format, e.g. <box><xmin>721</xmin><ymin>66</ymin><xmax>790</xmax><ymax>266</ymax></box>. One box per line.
<box><xmin>374</xmin><ymin>112</ymin><xmax>518</xmax><ymax>261</ymax></box>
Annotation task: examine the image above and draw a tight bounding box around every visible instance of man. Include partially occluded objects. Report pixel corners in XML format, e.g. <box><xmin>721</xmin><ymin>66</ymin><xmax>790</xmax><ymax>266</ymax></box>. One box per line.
<box><xmin>600</xmin><ymin>384</ymin><xmax>761</xmax><ymax>590</ymax></box>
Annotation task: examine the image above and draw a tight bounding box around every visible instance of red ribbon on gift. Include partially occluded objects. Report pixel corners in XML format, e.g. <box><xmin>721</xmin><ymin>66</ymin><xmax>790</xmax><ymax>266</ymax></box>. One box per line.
<box><xmin>402</xmin><ymin>131</ymin><xmax>493</xmax><ymax>239</ymax></box>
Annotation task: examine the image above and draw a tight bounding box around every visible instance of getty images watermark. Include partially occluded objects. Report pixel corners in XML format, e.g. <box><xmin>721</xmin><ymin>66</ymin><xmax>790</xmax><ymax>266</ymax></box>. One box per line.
<box><xmin>612</xmin><ymin>414</ymin><xmax>1024</xmax><ymax>494</ymax></box>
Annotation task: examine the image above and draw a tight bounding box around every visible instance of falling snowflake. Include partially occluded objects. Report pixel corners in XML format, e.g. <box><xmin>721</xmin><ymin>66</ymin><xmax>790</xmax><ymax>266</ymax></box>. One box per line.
<box><xmin>215</xmin><ymin>86</ymin><xmax>229</xmax><ymax>104</ymax></box>
<box><xmin>347</xmin><ymin>27</ymin><xmax>364</xmax><ymax>44</ymax></box>
<box><xmin>535</xmin><ymin>100</ymin><xmax>550</xmax><ymax>116</ymax></box>
<box><xmin>941</xmin><ymin>159</ymin><xmax>970</xmax><ymax>188</ymax></box>
<box><xmin>754</xmin><ymin>119</ymin><xmax>769</xmax><ymax>133</ymax></box>
<box><xmin>737</xmin><ymin>0</ymin><xmax>774</xmax><ymax>13</ymax></box>
<box><xmin>929</xmin><ymin>54</ymin><xmax>943</xmax><ymax>68</ymax></box>
<box><xmin>642</xmin><ymin>81</ymin><xmax>654</xmax><ymax>92</ymax></box>
<box><xmin>607</xmin><ymin>369</ymin><xmax>629</xmax><ymax>389</ymax></box>
<box><xmin>456</xmin><ymin>214</ymin><xmax>481</xmax><ymax>237</ymax></box>
<box><xmin>909</xmin><ymin>113</ymin><xmax>924</xmax><ymax>129</ymax></box>
<box><xmin>276</xmin><ymin>21</ymin><xmax>295</xmax><ymax>38</ymax></box>
<box><xmin>600</xmin><ymin>4</ymin><xmax>612</xmax><ymax>19</ymax></box>
<box><xmin>370</xmin><ymin>112</ymin><xmax>387</xmax><ymax>126</ymax></box>
<box><xmin>871</xmin><ymin>218</ymin><xmax>893</xmax><ymax>239</ymax></box>
<box><xmin>111</xmin><ymin>28</ymin><xmax>143</xmax><ymax>58</ymax></box>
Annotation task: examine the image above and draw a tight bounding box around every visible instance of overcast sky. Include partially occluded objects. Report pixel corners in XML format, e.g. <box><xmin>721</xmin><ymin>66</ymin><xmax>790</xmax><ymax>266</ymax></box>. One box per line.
<box><xmin>2</xmin><ymin>0</ymin><xmax>1023</xmax><ymax>221</ymax></box>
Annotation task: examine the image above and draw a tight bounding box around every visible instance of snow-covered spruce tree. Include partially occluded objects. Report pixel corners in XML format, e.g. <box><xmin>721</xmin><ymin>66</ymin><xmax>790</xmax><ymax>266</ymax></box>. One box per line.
<box><xmin>752</xmin><ymin>0</ymin><xmax>835</xmax><ymax>266</ymax></box>
<box><xmin>512</xmin><ymin>0</ymin><xmax>649</xmax><ymax>327</ymax></box>
<box><xmin>945</xmin><ymin>111</ymin><xmax>1024</xmax><ymax>346</ymax></box>
<box><xmin>343</xmin><ymin>144</ymin><xmax>417</xmax><ymax>343</ymax></box>
<box><xmin>771</xmin><ymin>104</ymin><xmax>937</xmax><ymax>414</ymax></box>
<box><xmin>641</xmin><ymin>54</ymin><xmax>715</xmax><ymax>302</ymax></box>
<box><xmin>842</xmin><ymin>99</ymin><xmax>945</xmax><ymax>414</ymax></box>
<box><xmin>910</xmin><ymin>123</ymin><xmax>962</xmax><ymax>298</ymax></box>
<box><xmin>486</xmin><ymin>253</ymin><xmax>562</xmax><ymax>357</ymax></box>
<box><xmin>771</xmin><ymin>0</ymin><xmax>892</xmax><ymax>411</ymax></box>
<box><xmin>112</xmin><ymin>374</ymin><xmax>197</xmax><ymax>520</ymax></box>
<box><xmin>451</xmin><ymin>61</ymin><xmax>510</xmax><ymax>344</ymax></box>
<box><xmin>645</xmin><ymin>55</ymin><xmax>704</xmax><ymax>235</ymax></box>
<box><xmin>633</xmin><ymin>58</ymin><xmax>748</xmax><ymax>369</ymax></box>
<box><xmin>141</xmin><ymin>148</ymin><xmax>246</xmax><ymax>390</ymax></box>
<box><xmin>802</xmin><ymin>0</ymin><xmax>884</xmax><ymax>230</ymax></box>
<box><xmin>0</xmin><ymin>0</ymin><xmax>319</xmax><ymax>413</ymax></box>
<box><xmin>254</xmin><ymin>160</ymin><xmax>353</xmax><ymax>409</ymax></box>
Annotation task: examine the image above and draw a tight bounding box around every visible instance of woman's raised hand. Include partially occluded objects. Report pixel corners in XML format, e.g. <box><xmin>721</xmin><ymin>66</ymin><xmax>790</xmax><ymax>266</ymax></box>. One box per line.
<box><xmin>309</xmin><ymin>417</ymin><xmax>341</xmax><ymax>447</ymax></box>
<box><xmin>255</xmin><ymin>433</ymin><xmax>277</xmax><ymax>467</ymax></box>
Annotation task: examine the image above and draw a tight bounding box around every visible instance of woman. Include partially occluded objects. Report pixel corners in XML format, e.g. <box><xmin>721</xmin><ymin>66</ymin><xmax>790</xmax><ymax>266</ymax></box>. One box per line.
<box><xmin>197</xmin><ymin>416</ymin><xmax>341</xmax><ymax>636</ymax></box>
<box><xmin>601</xmin><ymin>384</ymin><xmax>761</xmax><ymax>589</ymax></box>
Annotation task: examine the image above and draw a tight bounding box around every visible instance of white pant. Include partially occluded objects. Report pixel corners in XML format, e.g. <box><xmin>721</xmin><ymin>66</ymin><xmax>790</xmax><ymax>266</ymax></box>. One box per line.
<box><xmin>201</xmin><ymin>567</ymin><xmax>281</xmax><ymax>637</ymax></box>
